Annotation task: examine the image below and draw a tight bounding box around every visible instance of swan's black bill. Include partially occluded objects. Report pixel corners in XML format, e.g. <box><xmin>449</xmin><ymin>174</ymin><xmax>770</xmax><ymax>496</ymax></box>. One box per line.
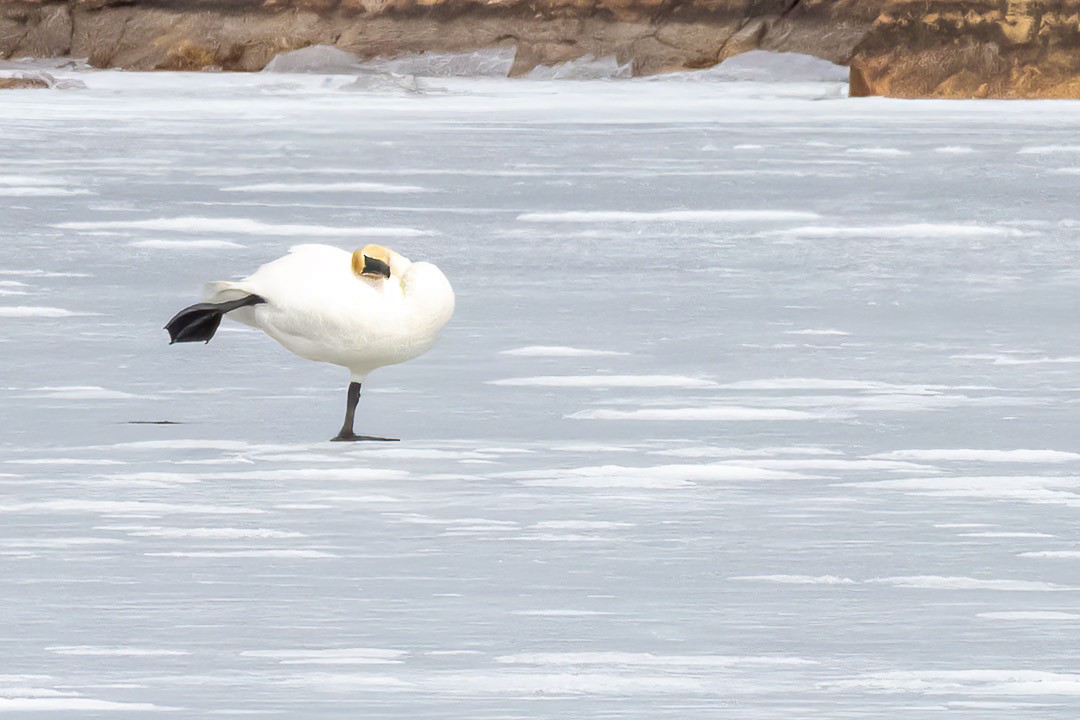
<box><xmin>165</xmin><ymin>294</ymin><xmax>266</xmax><ymax>344</ymax></box>
<box><xmin>361</xmin><ymin>256</ymin><xmax>392</xmax><ymax>279</ymax></box>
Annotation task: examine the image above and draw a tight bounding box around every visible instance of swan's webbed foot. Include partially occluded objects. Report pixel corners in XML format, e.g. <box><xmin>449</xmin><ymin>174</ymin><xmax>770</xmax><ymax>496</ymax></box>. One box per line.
<box><xmin>331</xmin><ymin>433</ymin><xmax>399</xmax><ymax>442</ymax></box>
<box><xmin>331</xmin><ymin>381</ymin><xmax>398</xmax><ymax>442</ymax></box>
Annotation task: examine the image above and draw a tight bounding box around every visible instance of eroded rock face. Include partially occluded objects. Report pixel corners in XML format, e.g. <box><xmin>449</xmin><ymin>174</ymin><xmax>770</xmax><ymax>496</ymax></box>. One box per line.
<box><xmin>0</xmin><ymin>0</ymin><xmax>885</xmax><ymax>74</ymax></box>
<box><xmin>850</xmin><ymin>0</ymin><xmax>1080</xmax><ymax>98</ymax></box>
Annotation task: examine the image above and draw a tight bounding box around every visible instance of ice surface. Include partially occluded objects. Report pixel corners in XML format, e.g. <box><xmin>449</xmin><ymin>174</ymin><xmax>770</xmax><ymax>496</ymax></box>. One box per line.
<box><xmin>2</xmin><ymin>66</ymin><xmax>1080</xmax><ymax>719</ymax></box>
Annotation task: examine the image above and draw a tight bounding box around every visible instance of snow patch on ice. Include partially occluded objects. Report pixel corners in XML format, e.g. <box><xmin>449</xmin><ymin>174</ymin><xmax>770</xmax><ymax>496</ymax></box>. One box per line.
<box><xmin>569</xmin><ymin>407</ymin><xmax>838</xmax><ymax>421</ymax></box>
<box><xmin>223</xmin><ymin>182</ymin><xmax>428</xmax><ymax>193</ymax></box>
<box><xmin>488</xmin><ymin>375</ymin><xmax>716</xmax><ymax>389</ymax></box>
<box><xmin>502</xmin><ymin>463</ymin><xmax>820</xmax><ymax>490</ymax></box>
<box><xmin>0</xmin><ymin>270</ymin><xmax>90</xmax><ymax>278</ymax></box>
<box><xmin>827</xmin><ymin>669</ymin><xmax>1080</xmax><ymax>695</ymax></box>
<box><xmin>496</xmin><ymin>651</ymin><xmax>816</xmax><ymax>667</ymax></box>
<box><xmin>844</xmin><ymin>475</ymin><xmax>1080</xmax><ymax>508</ymax></box>
<box><xmin>0</xmin><ymin>187</ymin><xmax>90</xmax><ymax>197</ymax></box>
<box><xmin>5</xmin><ymin>458</ymin><xmax>126</xmax><ymax>465</ymax></box>
<box><xmin>0</xmin><ymin>698</ymin><xmax>177</xmax><ymax>712</ymax></box>
<box><xmin>730</xmin><ymin>574</ymin><xmax>857</xmax><ymax>585</ymax></box>
<box><xmin>0</xmin><ymin>306</ymin><xmax>89</xmax><ymax>318</ymax></box>
<box><xmin>120</xmin><ymin>527</ymin><xmax>306</xmax><ymax>539</ymax></box>
<box><xmin>145</xmin><ymin>557</ymin><xmax>334</xmax><ymax>561</ymax></box>
<box><xmin>3</xmin><ymin>537</ymin><xmax>128</xmax><ymax>548</ymax></box>
<box><xmin>773</xmin><ymin>223</ymin><xmax>1018</xmax><ymax>239</ymax></box>
<box><xmin>871</xmin><ymin>449</ymin><xmax>1080</xmax><ymax>463</ymax></box>
<box><xmin>511</xmin><ymin>609</ymin><xmax>613</xmax><ymax>616</ymax></box>
<box><xmin>846</xmin><ymin>147</ymin><xmax>911</xmax><ymax>157</ymax></box>
<box><xmin>782</xmin><ymin>329</ymin><xmax>850</xmax><ymax>336</ymax></box>
<box><xmin>47</xmin><ymin>646</ymin><xmax>189</xmax><ymax>656</ymax></box>
<box><xmin>423</xmin><ymin>672</ymin><xmax>704</xmax><ymax>694</ymax></box>
<box><xmin>959</xmin><ymin>532</ymin><xmax>1055</xmax><ymax>538</ymax></box>
<box><xmin>720</xmin><ymin>458</ymin><xmax>930</xmax><ymax>472</ymax></box>
<box><xmin>987</xmin><ymin>355</ymin><xmax>1080</xmax><ymax>366</ymax></box>
<box><xmin>108</xmin><ymin>439</ymin><xmax>259</xmax><ymax>451</ymax></box>
<box><xmin>0</xmin><ymin>500</ymin><xmax>263</xmax><ymax>515</ymax></box>
<box><xmin>530</xmin><ymin>521</ymin><xmax>634</xmax><ymax>530</ymax></box>
<box><xmin>978</xmin><ymin>611</ymin><xmax>1080</xmax><ymax>620</ymax></box>
<box><xmin>26</xmin><ymin>386</ymin><xmax>144</xmax><ymax>400</ymax></box>
<box><xmin>736</xmin><ymin>575</ymin><xmax>1075</xmax><ymax>591</ymax></box>
<box><xmin>499</xmin><ymin>345</ymin><xmax>628</xmax><ymax>357</ymax></box>
<box><xmin>518</xmin><ymin>209</ymin><xmax>819</xmax><ymax>223</ymax></box>
<box><xmin>652</xmin><ymin>446</ymin><xmax>841</xmax><ymax>458</ymax></box>
<box><xmin>871</xmin><ymin>576</ymin><xmax>1070</xmax><ymax>592</ymax></box>
<box><xmin>54</xmin><ymin>217</ymin><xmax>430</xmax><ymax>238</ymax></box>
<box><xmin>242</xmin><ymin>648</ymin><xmax>405</xmax><ymax>664</ymax></box>
<box><xmin>718</xmin><ymin>378</ymin><xmax>941</xmax><ymax>392</ymax></box>
<box><xmin>131</xmin><ymin>239</ymin><xmax>244</xmax><ymax>250</ymax></box>
<box><xmin>0</xmin><ymin>174</ymin><xmax>69</xmax><ymax>186</ymax></box>
<box><xmin>1017</xmin><ymin>145</ymin><xmax>1080</xmax><ymax>154</ymax></box>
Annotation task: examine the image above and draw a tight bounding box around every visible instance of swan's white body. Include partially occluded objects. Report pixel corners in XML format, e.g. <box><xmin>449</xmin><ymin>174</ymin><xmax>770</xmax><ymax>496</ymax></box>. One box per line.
<box><xmin>203</xmin><ymin>244</ymin><xmax>454</xmax><ymax>381</ymax></box>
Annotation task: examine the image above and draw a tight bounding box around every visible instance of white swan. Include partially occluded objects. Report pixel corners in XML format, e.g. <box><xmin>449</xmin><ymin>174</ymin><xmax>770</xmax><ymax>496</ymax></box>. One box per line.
<box><xmin>166</xmin><ymin>244</ymin><xmax>454</xmax><ymax>441</ymax></box>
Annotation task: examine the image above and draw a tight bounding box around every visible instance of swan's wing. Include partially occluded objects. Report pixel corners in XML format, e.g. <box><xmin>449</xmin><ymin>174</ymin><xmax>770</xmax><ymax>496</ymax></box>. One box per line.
<box><xmin>201</xmin><ymin>280</ymin><xmax>261</xmax><ymax>327</ymax></box>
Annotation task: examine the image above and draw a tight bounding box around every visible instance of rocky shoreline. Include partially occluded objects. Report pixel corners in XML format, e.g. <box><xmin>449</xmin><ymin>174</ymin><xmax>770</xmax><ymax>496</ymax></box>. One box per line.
<box><xmin>1</xmin><ymin>0</ymin><xmax>1077</xmax><ymax>98</ymax></box>
<box><xmin>0</xmin><ymin>0</ymin><xmax>880</xmax><ymax>75</ymax></box>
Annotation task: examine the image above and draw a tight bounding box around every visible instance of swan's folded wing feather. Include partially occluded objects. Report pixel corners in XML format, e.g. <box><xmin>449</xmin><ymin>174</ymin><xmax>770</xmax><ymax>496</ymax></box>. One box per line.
<box><xmin>202</xmin><ymin>281</ymin><xmax>261</xmax><ymax>327</ymax></box>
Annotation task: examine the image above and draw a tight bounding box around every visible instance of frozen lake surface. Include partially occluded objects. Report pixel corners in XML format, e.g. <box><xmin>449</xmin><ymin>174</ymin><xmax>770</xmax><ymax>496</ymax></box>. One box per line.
<box><xmin>2</xmin><ymin>64</ymin><xmax>1080</xmax><ymax>717</ymax></box>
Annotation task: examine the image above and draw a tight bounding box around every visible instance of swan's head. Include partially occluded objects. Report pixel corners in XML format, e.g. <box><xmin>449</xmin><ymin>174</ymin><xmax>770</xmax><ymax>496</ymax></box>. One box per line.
<box><xmin>352</xmin><ymin>245</ymin><xmax>392</xmax><ymax>280</ymax></box>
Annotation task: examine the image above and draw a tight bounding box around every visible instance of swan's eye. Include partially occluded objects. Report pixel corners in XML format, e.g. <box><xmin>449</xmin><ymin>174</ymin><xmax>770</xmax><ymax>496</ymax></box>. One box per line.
<box><xmin>361</xmin><ymin>255</ymin><xmax>391</xmax><ymax>279</ymax></box>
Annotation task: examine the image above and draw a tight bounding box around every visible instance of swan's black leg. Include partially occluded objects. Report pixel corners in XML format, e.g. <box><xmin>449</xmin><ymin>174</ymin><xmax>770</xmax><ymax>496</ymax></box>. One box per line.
<box><xmin>331</xmin><ymin>382</ymin><xmax>398</xmax><ymax>442</ymax></box>
<box><xmin>332</xmin><ymin>382</ymin><xmax>362</xmax><ymax>440</ymax></box>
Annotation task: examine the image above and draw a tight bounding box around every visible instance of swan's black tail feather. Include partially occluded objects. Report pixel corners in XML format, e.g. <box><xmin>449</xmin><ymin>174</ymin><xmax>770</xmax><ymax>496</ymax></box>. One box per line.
<box><xmin>165</xmin><ymin>294</ymin><xmax>266</xmax><ymax>345</ymax></box>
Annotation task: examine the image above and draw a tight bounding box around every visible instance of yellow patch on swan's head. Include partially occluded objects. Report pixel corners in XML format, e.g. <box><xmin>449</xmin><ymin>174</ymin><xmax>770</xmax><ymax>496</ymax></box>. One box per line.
<box><xmin>352</xmin><ymin>245</ymin><xmax>392</xmax><ymax>279</ymax></box>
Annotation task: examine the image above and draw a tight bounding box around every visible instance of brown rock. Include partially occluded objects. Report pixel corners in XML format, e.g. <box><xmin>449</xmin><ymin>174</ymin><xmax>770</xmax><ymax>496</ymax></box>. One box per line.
<box><xmin>0</xmin><ymin>0</ymin><xmax>885</xmax><ymax>75</ymax></box>
<box><xmin>0</xmin><ymin>74</ymin><xmax>49</xmax><ymax>87</ymax></box>
<box><xmin>851</xmin><ymin>0</ymin><xmax>1080</xmax><ymax>99</ymax></box>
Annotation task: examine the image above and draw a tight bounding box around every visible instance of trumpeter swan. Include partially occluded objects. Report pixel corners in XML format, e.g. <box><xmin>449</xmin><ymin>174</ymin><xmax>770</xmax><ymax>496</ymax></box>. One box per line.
<box><xmin>165</xmin><ymin>244</ymin><xmax>454</xmax><ymax>441</ymax></box>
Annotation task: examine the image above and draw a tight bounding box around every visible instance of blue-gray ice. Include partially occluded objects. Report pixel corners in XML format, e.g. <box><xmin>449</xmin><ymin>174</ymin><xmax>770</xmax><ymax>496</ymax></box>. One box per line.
<box><xmin>1</xmin><ymin>58</ymin><xmax>1080</xmax><ymax>718</ymax></box>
